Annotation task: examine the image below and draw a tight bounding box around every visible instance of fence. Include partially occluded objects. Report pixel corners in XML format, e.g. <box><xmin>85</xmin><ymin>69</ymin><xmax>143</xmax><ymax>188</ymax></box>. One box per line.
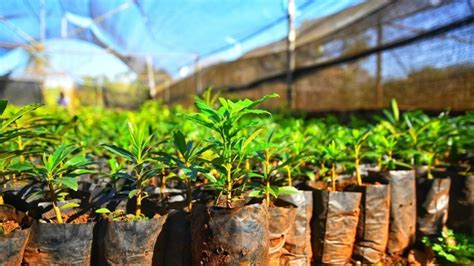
<box><xmin>162</xmin><ymin>0</ymin><xmax>474</xmax><ymax>112</ymax></box>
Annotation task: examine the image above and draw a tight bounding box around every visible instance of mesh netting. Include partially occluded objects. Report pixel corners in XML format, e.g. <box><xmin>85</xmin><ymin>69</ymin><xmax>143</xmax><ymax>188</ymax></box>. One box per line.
<box><xmin>165</xmin><ymin>0</ymin><xmax>474</xmax><ymax>112</ymax></box>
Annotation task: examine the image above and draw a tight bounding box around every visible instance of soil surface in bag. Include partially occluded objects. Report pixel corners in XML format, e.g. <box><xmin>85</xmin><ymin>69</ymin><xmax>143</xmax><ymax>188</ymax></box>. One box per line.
<box><xmin>191</xmin><ymin>203</ymin><xmax>270</xmax><ymax>266</ymax></box>
<box><xmin>311</xmin><ymin>190</ymin><xmax>362</xmax><ymax>265</ymax></box>
<box><xmin>268</xmin><ymin>202</ymin><xmax>297</xmax><ymax>265</ymax></box>
<box><xmin>278</xmin><ymin>191</ymin><xmax>313</xmax><ymax>266</ymax></box>
<box><xmin>100</xmin><ymin>214</ymin><xmax>167</xmax><ymax>265</ymax></box>
<box><xmin>447</xmin><ymin>173</ymin><xmax>474</xmax><ymax>233</ymax></box>
<box><xmin>379</xmin><ymin>170</ymin><xmax>416</xmax><ymax>255</ymax></box>
<box><xmin>0</xmin><ymin>205</ymin><xmax>31</xmax><ymax>266</ymax></box>
<box><xmin>23</xmin><ymin>220</ymin><xmax>95</xmax><ymax>265</ymax></box>
<box><xmin>348</xmin><ymin>183</ymin><xmax>390</xmax><ymax>264</ymax></box>
<box><xmin>416</xmin><ymin>175</ymin><xmax>451</xmax><ymax>236</ymax></box>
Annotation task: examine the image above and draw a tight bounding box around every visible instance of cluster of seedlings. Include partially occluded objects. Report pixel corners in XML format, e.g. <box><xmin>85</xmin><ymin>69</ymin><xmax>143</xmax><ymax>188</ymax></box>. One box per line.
<box><xmin>1</xmin><ymin>90</ymin><xmax>473</xmax><ymax>265</ymax></box>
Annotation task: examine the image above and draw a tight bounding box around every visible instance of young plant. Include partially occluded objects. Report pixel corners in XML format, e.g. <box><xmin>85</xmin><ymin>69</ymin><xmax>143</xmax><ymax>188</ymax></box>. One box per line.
<box><xmin>185</xmin><ymin>93</ymin><xmax>278</xmax><ymax>207</ymax></box>
<box><xmin>422</xmin><ymin>228</ymin><xmax>474</xmax><ymax>264</ymax></box>
<box><xmin>278</xmin><ymin>120</ymin><xmax>311</xmax><ymax>186</ymax></box>
<box><xmin>0</xmin><ymin>100</ymin><xmax>42</xmax><ymax>204</ymax></box>
<box><xmin>30</xmin><ymin>144</ymin><xmax>92</xmax><ymax>224</ymax></box>
<box><xmin>248</xmin><ymin>130</ymin><xmax>298</xmax><ymax>206</ymax></box>
<box><xmin>322</xmin><ymin>140</ymin><xmax>347</xmax><ymax>191</ymax></box>
<box><xmin>416</xmin><ymin>115</ymin><xmax>454</xmax><ymax>179</ymax></box>
<box><xmin>367</xmin><ymin>128</ymin><xmax>400</xmax><ymax>171</ymax></box>
<box><xmin>165</xmin><ymin>130</ymin><xmax>211</xmax><ymax>211</ymax></box>
<box><xmin>347</xmin><ymin>128</ymin><xmax>371</xmax><ymax>186</ymax></box>
<box><xmin>102</xmin><ymin>122</ymin><xmax>160</xmax><ymax>218</ymax></box>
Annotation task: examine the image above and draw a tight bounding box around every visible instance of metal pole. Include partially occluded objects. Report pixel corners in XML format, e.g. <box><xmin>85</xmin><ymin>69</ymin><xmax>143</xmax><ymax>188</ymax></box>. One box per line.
<box><xmin>146</xmin><ymin>55</ymin><xmax>156</xmax><ymax>98</ymax></box>
<box><xmin>375</xmin><ymin>16</ymin><xmax>383</xmax><ymax>108</ymax></box>
<box><xmin>61</xmin><ymin>16</ymin><xmax>68</xmax><ymax>38</ymax></box>
<box><xmin>194</xmin><ymin>55</ymin><xmax>202</xmax><ymax>95</ymax></box>
<box><xmin>286</xmin><ymin>0</ymin><xmax>296</xmax><ymax>109</ymax></box>
<box><xmin>40</xmin><ymin>0</ymin><xmax>46</xmax><ymax>43</ymax></box>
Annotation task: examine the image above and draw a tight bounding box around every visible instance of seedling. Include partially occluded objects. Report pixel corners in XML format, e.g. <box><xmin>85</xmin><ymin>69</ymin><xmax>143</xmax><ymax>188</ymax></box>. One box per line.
<box><xmin>102</xmin><ymin>121</ymin><xmax>161</xmax><ymax>217</ymax></box>
<box><xmin>248</xmin><ymin>130</ymin><xmax>298</xmax><ymax>206</ymax></box>
<box><xmin>422</xmin><ymin>228</ymin><xmax>474</xmax><ymax>264</ymax></box>
<box><xmin>416</xmin><ymin>115</ymin><xmax>455</xmax><ymax>179</ymax></box>
<box><xmin>0</xmin><ymin>100</ymin><xmax>42</xmax><ymax>204</ymax></box>
<box><xmin>347</xmin><ymin>128</ymin><xmax>371</xmax><ymax>186</ymax></box>
<box><xmin>164</xmin><ymin>129</ymin><xmax>211</xmax><ymax>210</ymax></box>
<box><xmin>28</xmin><ymin>144</ymin><xmax>92</xmax><ymax>224</ymax></box>
<box><xmin>185</xmin><ymin>93</ymin><xmax>278</xmax><ymax>207</ymax></box>
<box><xmin>322</xmin><ymin>140</ymin><xmax>347</xmax><ymax>191</ymax></box>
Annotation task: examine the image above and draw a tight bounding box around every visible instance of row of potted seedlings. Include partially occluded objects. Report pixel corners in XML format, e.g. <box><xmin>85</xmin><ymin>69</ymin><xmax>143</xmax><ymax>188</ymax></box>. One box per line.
<box><xmin>1</xmin><ymin>95</ymin><xmax>473</xmax><ymax>265</ymax></box>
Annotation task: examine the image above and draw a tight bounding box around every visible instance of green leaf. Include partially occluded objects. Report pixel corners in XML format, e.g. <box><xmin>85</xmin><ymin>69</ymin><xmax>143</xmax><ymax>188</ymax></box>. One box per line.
<box><xmin>0</xmin><ymin>99</ymin><xmax>7</xmax><ymax>116</ymax></box>
<box><xmin>128</xmin><ymin>189</ymin><xmax>138</xmax><ymax>199</ymax></box>
<box><xmin>8</xmin><ymin>161</ymin><xmax>33</xmax><ymax>172</ymax></box>
<box><xmin>242</xmin><ymin>128</ymin><xmax>262</xmax><ymax>152</ymax></box>
<box><xmin>56</xmin><ymin>177</ymin><xmax>79</xmax><ymax>191</ymax></box>
<box><xmin>248</xmin><ymin>190</ymin><xmax>264</xmax><ymax>198</ymax></box>
<box><xmin>1</xmin><ymin>103</ymin><xmax>42</xmax><ymax>131</ymax></box>
<box><xmin>63</xmin><ymin>156</ymin><xmax>89</xmax><ymax>168</ymax></box>
<box><xmin>246</xmin><ymin>93</ymin><xmax>279</xmax><ymax>109</ymax></box>
<box><xmin>203</xmin><ymin>173</ymin><xmax>217</xmax><ymax>183</ymax></box>
<box><xmin>60</xmin><ymin>202</ymin><xmax>80</xmax><ymax>209</ymax></box>
<box><xmin>173</xmin><ymin>130</ymin><xmax>187</xmax><ymax>156</ymax></box>
<box><xmin>194</xmin><ymin>97</ymin><xmax>221</xmax><ymax>121</ymax></box>
<box><xmin>102</xmin><ymin>144</ymin><xmax>135</xmax><ymax>162</ymax></box>
<box><xmin>95</xmin><ymin>208</ymin><xmax>111</xmax><ymax>214</ymax></box>
<box><xmin>391</xmin><ymin>98</ymin><xmax>399</xmax><ymax>122</ymax></box>
<box><xmin>277</xmin><ymin>186</ymin><xmax>298</xmax><ymax>196</ymax></box>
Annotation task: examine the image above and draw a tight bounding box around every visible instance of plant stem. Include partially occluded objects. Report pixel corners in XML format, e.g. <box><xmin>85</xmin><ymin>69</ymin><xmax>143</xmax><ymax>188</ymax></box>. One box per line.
<box><xmin>355</xmin><ymin>158</ymin><xmax>362</xmax><ymax>186</ymax></box>
<box><xmin>48</xmin><ymin>184</ymin><xmax>63</xmax><ymax>224</ymax></box>
<box><xmin>186</xmin><ymin>178</ymin><xmax>193</xmax><ymax>211</ymax></box>
<box><xmin>331</xmin><ymin>163</ymin><xmax>336</xmax><ymax>192</ymax></box>
<box><xmin>18</xmin><ymin>136</ymin><xmax>25</xmax><ymax>162</ymax></box>
<box><xmin>355</xmin><ymin>146</ymin><xmax>362</xmax><ymax>186</ymax></box>
<box><xmin>427</xmin><ymin>163</ymin><xmax>433</xmax><ymax>180</ymax></box>
<box><xmin>136</xmin><ymin>191</ymin><xmax>142</xmax><ymax>217</ymax></box>
<box><xmin>160</xmin><ymin>168</ymin><xmax>167</xmax><ymax>197</ymax></box>
<box><xmin>136</xmin><ymin>171</ymin><xmax>143</xmax><ymax>217</ymax></box>
<box><xmin>286</xmin><ymin>166</ymin><xmax>292</xmax><ymax>187</ymax></box>
<box><xmin>226</xmin><ymin>164</ymin><xmax>232</xmax><ymax>208</ymax></box>
<box><xmin>265</xmin><ymin>180</ymin><xmax>270</xmax><ymax>207</ymax></box>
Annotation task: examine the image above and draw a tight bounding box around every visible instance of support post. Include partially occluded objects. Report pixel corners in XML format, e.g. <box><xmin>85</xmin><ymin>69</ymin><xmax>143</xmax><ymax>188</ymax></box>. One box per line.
<box><xmin>194</xmin><ymin>55</ymin><xmax>202</xmax><ymax>95</ymax></box>
<box><xmin>61</xmin><ymin>16</ymin><xmax>68</xmax><ymax>38</ymax></box>
<box><xmin>40</xmin><ymin>0</ymin><xmax>46</xmax><ymax>43</ymax></box>
<box><xmin>286</xmin><ymin>0</ymin><xmax>296</xmax><ymax>109</ymax></box>
<box><xmin>375</xmin><ymin>16</ymin><xmax>384</xmax><ymax>108</ymax></box>
<box><xmin>146</xmin><ymin>55</ymin><xmax>156</xmax><ymax>98</ymax></box>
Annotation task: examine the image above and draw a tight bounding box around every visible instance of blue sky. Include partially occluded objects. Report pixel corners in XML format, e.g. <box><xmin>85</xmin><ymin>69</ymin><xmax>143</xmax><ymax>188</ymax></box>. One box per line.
<box><xmin>0</xmin><ymin>0</ymin><xmax>361</xmax><ymax>80</ymax></box>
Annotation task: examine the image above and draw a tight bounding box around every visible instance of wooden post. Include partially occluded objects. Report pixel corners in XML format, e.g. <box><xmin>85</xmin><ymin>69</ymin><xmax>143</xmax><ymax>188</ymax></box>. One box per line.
<box><xmin>146</xmin><ymin>55</ymin><xmax>156</xmax><ymax>98</ymax></box>
<box><xmin>194</xmin><ymin>55</ymin><xmax>202</xmax><ymax>95</ymax></box>
<box><xmin>375</xmin><ymin>16</ymin><xmax>384</xmax><ymax>108</ymax></box>
<box><xmin>286</xmin><ymin>0</ymin><xmax>296</xmax><ymax>109</ymax></box>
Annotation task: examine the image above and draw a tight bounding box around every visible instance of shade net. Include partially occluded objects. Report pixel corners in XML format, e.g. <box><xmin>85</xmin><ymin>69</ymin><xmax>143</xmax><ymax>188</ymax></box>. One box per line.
<box><xmin>0</xmin><ymin>0</ymin><xmax>362</xmax><ymax>107</ymax></box>
<box><xmin>165</xmin><ymin>0</ymin><xmax>474</xmax><ymax>112</ymax></box>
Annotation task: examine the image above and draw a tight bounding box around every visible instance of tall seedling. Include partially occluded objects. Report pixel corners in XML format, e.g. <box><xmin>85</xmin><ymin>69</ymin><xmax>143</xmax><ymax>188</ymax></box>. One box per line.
<box><xmin>347</xmin><ymin>129</ymin><xmax>371</xmax><ymax>186</ymax></box>
<box><xmin>166</xmin><ymin>130</ymin><xmax>211</xmax><ymax>210</ymax></box>
<box><xmin>416</xmin><ymin>115</ymin><xmax>454</xmax><ymax>179</ymax></box>
<box><xmin>0</xmin><ymin>100</ymin><xmax>41</xmax><ymax>204</ymax></box>
<box><xmin>185</xmin><ymin>93</ymin><xmax>278</xmax><ymax>207</ymax></box>
<box><xmin>322</xmin><ymin>140</ymin><xmax>347</xmax><ymax>191</ymax></box>
<box><xmin>31</xmin><ymin>144</ymin><xmax>92</xmax><ymax>224</ymax></box>
<box><xmin>248</xmin><ymin>130</ymin><xmax>298</xmax><ymax>206</ymax></box>
<box><xmin>102</xmin><ymin>122</ymin><xmax>159</xmax><ymax>217</ymax></box>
